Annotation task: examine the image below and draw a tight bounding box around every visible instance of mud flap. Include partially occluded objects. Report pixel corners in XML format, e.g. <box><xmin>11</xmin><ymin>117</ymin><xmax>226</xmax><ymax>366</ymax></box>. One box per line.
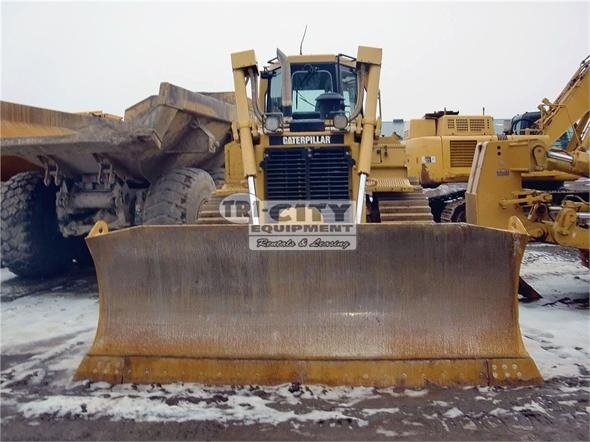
<box><xmin>75</xmin><ymin>223</ymin><xmax>542</xmax><ymax>387</ymax></box>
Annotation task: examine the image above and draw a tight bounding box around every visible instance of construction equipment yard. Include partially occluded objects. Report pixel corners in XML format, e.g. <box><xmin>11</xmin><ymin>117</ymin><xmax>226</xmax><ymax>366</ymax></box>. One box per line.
<box><xmin>1</xmin><ymin>241</ymin><xmax>588</xmax><ymax>441</ymax></box>
<box><xmin>1</xmin><ymin>3</ymin><xmax>588</xmax><ymax>441</ymax></box>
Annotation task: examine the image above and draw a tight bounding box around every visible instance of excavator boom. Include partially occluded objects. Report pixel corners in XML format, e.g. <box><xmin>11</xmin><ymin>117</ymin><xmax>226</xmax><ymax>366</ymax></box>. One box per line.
<box><xmin>538</xmin><ymin>55</ymin><xmax>590</xmax><ymax>146</ymax></box>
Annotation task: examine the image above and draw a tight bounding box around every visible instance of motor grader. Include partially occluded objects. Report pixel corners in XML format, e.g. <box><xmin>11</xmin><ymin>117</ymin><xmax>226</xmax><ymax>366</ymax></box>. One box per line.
<box><xmin>1</xmin><ymin>83</ymin><xmax>235</xmax><ymax>277</ymax></box>
<box><xmin>75</xmin><ymin>46</ymin><xmax>541</xmax><ymax>388</ymax></box>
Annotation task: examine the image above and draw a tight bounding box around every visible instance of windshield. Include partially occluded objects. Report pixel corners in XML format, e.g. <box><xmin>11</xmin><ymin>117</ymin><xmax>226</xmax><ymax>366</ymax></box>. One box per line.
<box><xmin>552</xmin><ymin>128</ymin><xmax>573</xmax><ymax>149</ymax></box>
<box><xmin>292</xmin><ymin>67</ymin><xmax>333</xmax><ymax>112</ymax></box>
<box><xmin>266</xmin><ymin>62</ymin><xmax>357</xmax><ymax>116</ymax></box>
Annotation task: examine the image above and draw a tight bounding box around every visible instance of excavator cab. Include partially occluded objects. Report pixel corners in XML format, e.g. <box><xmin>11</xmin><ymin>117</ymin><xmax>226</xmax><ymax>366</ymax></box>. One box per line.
<box><xmin>75</xmin><ymin>46</ymin><xmax>541</xmax><ymax>387</ymax></box>
<box><xmin>506</xmin><ymin>111</ymin><xmax>574</xmax><ymax>150</ymax></box>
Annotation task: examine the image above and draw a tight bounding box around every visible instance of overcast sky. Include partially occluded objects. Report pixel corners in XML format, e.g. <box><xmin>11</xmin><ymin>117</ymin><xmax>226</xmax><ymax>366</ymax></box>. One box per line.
<box><xmin>1</xmin><ymin>1</ymin><xmax>588</xmax><ymax>120</ymax></box>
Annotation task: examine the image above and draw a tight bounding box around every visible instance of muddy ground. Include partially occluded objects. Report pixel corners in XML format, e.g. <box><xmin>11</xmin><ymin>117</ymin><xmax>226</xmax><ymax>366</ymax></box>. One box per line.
<box><xmin>1</xmin><ymin>378</ymin><xmax>589</xmax><ymax>441</ymax></box>
<box><xmin>1</xmin><ymin>372</ymin><xmax>589</xmax><ymax>441</ymax></box>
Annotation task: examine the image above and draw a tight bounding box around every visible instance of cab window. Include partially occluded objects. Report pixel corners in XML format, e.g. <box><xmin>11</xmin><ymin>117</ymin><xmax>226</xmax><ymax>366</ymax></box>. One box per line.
<box><xmin>265</xmin><ymin>62</ymin><xmax>357</xmax><ymax>116</ymax></box>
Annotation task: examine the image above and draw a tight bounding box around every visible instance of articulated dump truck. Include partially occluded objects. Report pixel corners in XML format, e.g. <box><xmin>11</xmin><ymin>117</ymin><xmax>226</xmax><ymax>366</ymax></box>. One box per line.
<box><xmin>1</xmin><ymin>83</ymin><xmax>235</xmax><ymax>277</ymax></box>
<box><xmin>74</xmin><ymin>46</ymin><xmax>542</xmax><ymax>388</ymax></box>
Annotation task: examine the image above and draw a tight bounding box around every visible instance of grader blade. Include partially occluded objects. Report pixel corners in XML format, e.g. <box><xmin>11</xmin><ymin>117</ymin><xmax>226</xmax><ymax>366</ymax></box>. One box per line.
<box><xmin>75</xmin><ymin>223</ymin><xmax>542</xmax><ymax>387</ymax></box>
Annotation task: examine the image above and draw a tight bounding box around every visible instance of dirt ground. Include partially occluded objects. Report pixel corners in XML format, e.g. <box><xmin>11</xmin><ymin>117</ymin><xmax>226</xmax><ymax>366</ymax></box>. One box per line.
<box><xmin>0</xmin><ymin>371</ymin><xmax>589</xmax><ymax>441</ymax></box>
<box><xmin>1</xmin><ymin>243</ymin><xmax>589</xmax><ymax>441</ymax></box>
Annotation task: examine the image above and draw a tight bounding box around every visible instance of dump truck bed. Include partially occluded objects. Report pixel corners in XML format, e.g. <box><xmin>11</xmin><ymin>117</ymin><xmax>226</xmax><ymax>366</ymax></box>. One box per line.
<box><xmin>1</xmin><ymin>83</ymin><xmax>235</xmax><ymax>183</ymax></box>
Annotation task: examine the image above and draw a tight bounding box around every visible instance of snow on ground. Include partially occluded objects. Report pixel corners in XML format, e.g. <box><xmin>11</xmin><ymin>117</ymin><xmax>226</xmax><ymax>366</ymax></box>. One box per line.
<box><xmin>16</xmin><ymin>384</ymin><xmax>375</xmax><ymax>426</ymax></box>
<box><xmin>520</xmin><ymin>244</ymin><xmax>589</xmax><ymax>304</ymax></box>
<box><xmin>1</xmin><ymin>268</ymin><xmax>16</xmax><ymax>283</ymax></box>
<box><xmin>520</xmin><ymin>306</ymin><xmax>589</xmax><ymax>379</ymax></box>
<box><xmin>1</xmin><ymin>243</ymin><xmax>588</xmax><ymax>426</ymax></box>
<box><xmin>0</xmin><ymin>268</ymin><xmax>98</xmax><ymax>391</ymax></box>
<box><xmin>519</xmin><ymin>243</ymin><xmax>589</xmax><ymax>379</ymax></box>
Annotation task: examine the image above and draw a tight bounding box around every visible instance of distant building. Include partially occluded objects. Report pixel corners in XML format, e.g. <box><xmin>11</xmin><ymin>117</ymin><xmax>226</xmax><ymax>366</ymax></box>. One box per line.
<box><xmin>494</xmin><ymin>118</ymin><xmax>511</xmax><ymax>135</ymax></box>
<box><xmin>381</xmin><ymin>119</ymin><xmax>406</xmax><ymax>137</ymax></box>
<box><xmin>391</xmin><ymin>119</ymin><xmax>404</xmax><ymax>137</ymax></box>
<box><xmin>380</xmin><ymin>121</ymin><xmax>393</xmax><ymax>136</ymax></box>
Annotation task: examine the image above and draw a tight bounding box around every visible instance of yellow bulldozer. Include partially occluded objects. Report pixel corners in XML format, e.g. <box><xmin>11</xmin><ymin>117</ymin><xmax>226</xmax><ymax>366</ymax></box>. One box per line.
<box><xmin>74</xmin><ymin>46</ymin><xmax>541</xmax><ymax>388</ymax></box>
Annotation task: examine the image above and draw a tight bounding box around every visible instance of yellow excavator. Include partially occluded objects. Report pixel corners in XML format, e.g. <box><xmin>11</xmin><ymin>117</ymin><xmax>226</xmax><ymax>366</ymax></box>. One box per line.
<box><xmin>467</xmin><ymin>55</ymin><xmax>589</xmax><ymax>264</ymax></box>
<box><xmin>404</xmin><ymin>111</ymin><xmax>497</xmax><ymax>222</ymax></box>
<box><xmin>404</xmin><ymin>107</ymin><xmax>583</xmax><ymax>224</ymax></box>
<box><xmin>75</xmin><ymin>46</ymin><xmax>541</xmax><ymax>387</ymax></box>
<box><xmin>403</xmin><ymin>57</ymin><xmax>589</xmax><ymax>297</ymax></box>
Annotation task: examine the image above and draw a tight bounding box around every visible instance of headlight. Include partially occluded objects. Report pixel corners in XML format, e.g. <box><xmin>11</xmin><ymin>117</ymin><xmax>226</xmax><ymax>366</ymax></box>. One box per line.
<box><xmin>333</xmin><ymin>113</ymin><xmax>348</xmax><ymax>130</ymax></box>
<box><xmin>264</xmin><ymin>114</ymin><xmax>282</xmax><ymax>132</ymax></box>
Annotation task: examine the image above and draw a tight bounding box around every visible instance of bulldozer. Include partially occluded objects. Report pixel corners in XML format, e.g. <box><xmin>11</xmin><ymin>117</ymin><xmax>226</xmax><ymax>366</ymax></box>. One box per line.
<box><xmin>74</xmin><ymin>46</ymin><xmax>541</xmax><ymax>387</ymax></box>
<box><xmin>1</xmin><ymin>83</ymin><xmax>235</xmax><ymax>277</ymax></box>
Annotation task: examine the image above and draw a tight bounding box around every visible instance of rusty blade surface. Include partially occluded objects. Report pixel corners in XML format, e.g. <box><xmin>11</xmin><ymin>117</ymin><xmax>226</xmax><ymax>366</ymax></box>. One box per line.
<box><xmin>77</xmin><ymin>223</ymin><xmax>541</xmax><ymax>386</ymax></box>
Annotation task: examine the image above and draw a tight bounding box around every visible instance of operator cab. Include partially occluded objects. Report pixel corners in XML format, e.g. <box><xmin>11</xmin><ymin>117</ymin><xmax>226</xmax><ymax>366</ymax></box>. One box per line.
<box><xmin>507</xmin><ymin>111</ymin><xmax>542</xmax><ymax>135</ymax></box>
<box><xmin>507</xmin><ymin>111</ymin><xmax>573</xmax><ymax>149</ymax></box>
<box><xmin>261</xmin><ymin>54</ymin><xmax>359</xmax><ymax>133</ymax></box>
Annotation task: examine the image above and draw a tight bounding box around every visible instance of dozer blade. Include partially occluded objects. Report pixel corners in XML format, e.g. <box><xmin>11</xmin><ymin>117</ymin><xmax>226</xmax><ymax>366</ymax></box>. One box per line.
<box><xmin>75</xmin><ymin>224</ymin><xmax>542</xmax><ymax>387</ymax></box>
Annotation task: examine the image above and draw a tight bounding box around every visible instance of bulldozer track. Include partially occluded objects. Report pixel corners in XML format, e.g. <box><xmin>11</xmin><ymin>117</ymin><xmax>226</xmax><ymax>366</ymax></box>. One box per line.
<box><xmin>198</xmin><ymin>191</ymin><xmax>437</xmax><ymax>225</ymax></box>
<box><xmin>376</xmin><ymin>189</ymin><xmax>434</xmax><ymax>223</ymax></box>
<box><xmin>196</xmin><ymin>195</ymin><xmax>232</xmax><ymax>225</ymax></box>
<box><xmin>440</xmin><ymin>199</ymin><xmax>466</xmax><ymax>223</ymax></box>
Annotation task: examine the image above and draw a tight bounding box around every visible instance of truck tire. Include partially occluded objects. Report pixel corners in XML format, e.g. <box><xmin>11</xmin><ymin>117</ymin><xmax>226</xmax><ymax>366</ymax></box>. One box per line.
<box><xmin>142</xmin><ymin>168</ymin><xmax>215</xmax><ymax>225</ymax></box>
<box><xmin>209</xmin><ymin>167</ymin><xmax>225</xmax><ymax>187</ymax></box>
<box><xmin>1</xmin><ymin>171</ymin><xmax>73</xmax><ymax>278</ymax></box>
<box><xmin>1</xmin><ymin>181</ymin><xmax>6</xmax><ymax>267</ymax></box>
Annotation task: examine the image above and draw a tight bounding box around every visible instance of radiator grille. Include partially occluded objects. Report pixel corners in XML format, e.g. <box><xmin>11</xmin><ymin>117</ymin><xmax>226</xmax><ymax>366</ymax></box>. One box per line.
<box><xmin>449</xmin><ymin>140</ymin><xmax>477</xmax><ymax>167</ymax></box>
<box><xmin>469</xmin><ymin>118</ymin><xmax>486</xmax><ymax>131</ymax></box>
<box><xmin>446</xmin><ymin>117</ymin><xmax>490</xmax><ymax>134</ymax></box>
<box><xmin>456</xmin><ymin>119</ymin><xmax>469</xmax><ymax>132</ymax></box>
<box><xmin>263</xmin><ymin>148</ymin><xmax>352</xmax><ymax>200</ymax></box>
